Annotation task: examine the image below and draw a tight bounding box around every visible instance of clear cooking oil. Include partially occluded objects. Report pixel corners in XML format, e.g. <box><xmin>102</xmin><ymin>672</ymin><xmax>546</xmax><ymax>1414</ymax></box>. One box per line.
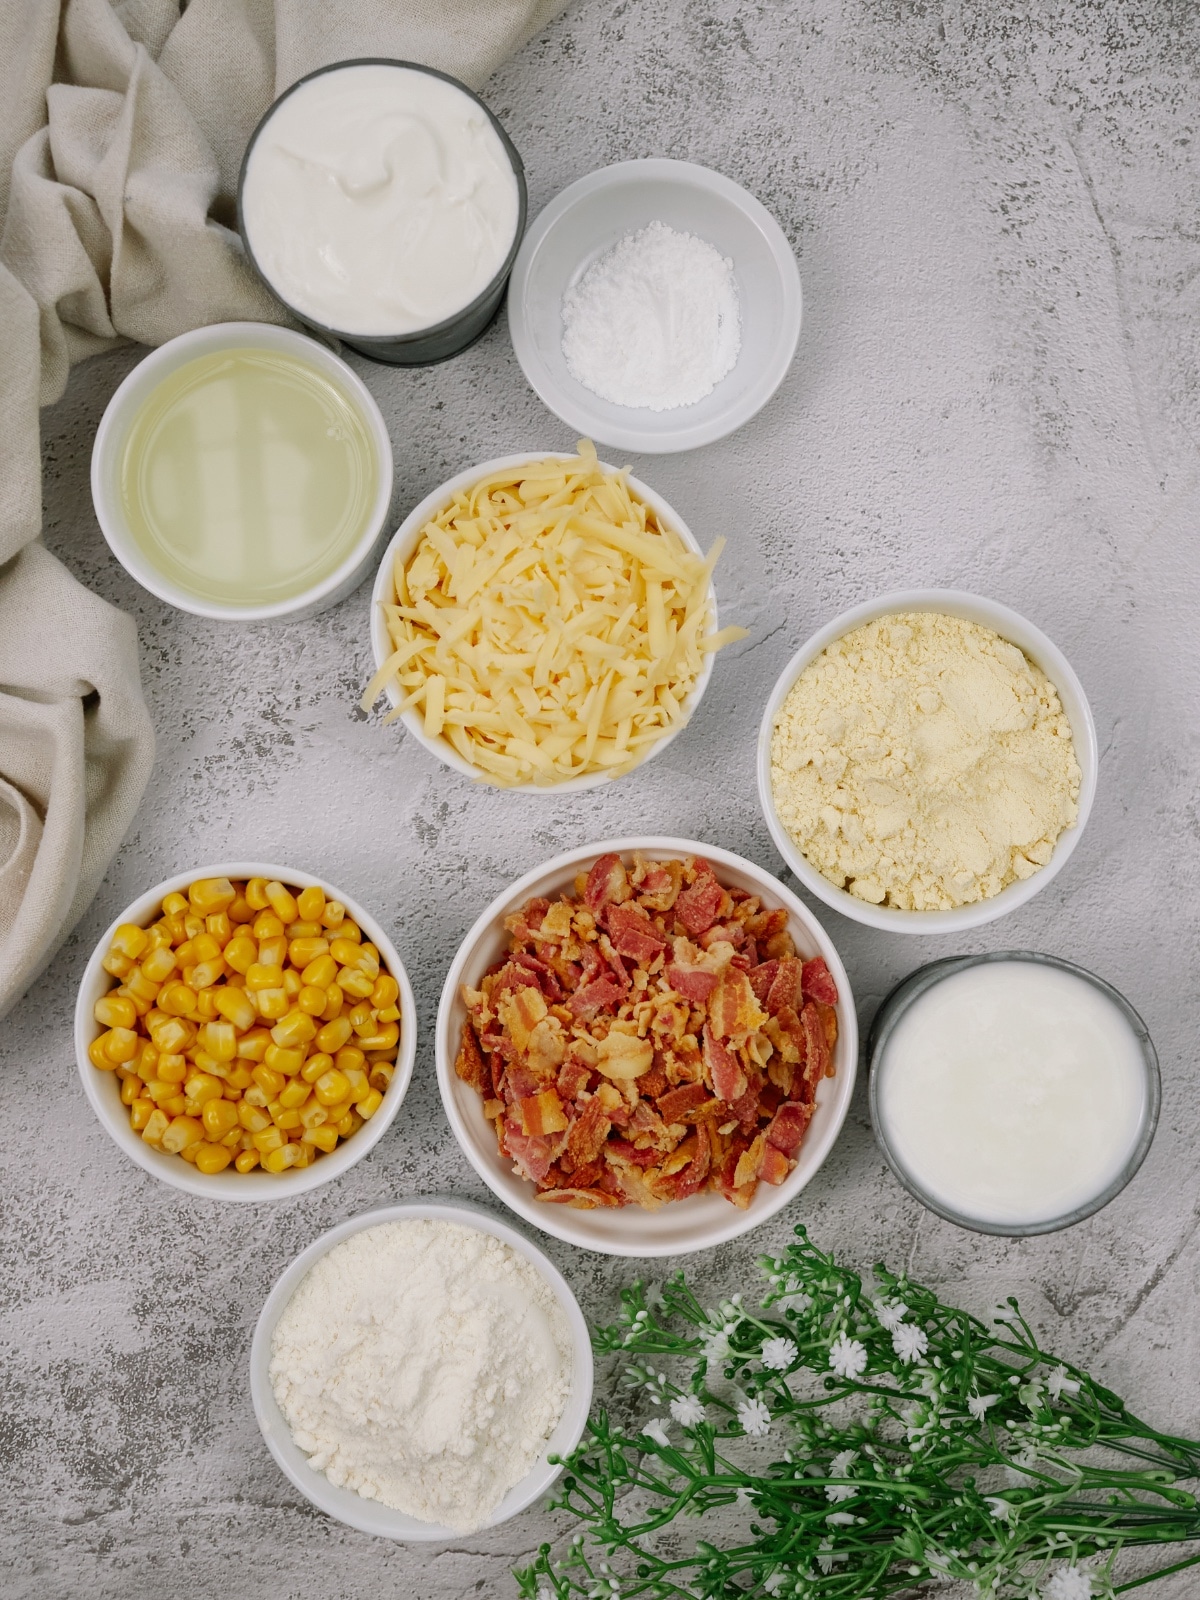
<box><xmin>118</xmin><ymin>348</ymin><xmax>378</xmax><ymax>608</ymax></box>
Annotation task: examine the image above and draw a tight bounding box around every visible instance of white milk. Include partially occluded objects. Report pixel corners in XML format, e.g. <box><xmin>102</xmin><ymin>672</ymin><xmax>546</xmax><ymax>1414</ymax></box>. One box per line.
<box><xmin>875</xmin><ymin>961</ymin><xmax>1147</xmax><ymax>1226</ymax></box>
<box><xmin>241</xmin><ymin>65</ymin><xmax>519</xmax><ymax>336</ymax></box>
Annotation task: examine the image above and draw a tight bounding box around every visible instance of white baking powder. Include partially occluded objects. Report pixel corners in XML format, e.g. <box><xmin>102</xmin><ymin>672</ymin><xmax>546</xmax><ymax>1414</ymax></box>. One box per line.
<box><xmin>269</xmin><ymin>1219</ymin><xmax>573</xmax><ymax>1533</ymax></box>
<box><xmin>561</xmin><ymin>220</ymin><xmax>741</xmax><ymax>410</ymax></box>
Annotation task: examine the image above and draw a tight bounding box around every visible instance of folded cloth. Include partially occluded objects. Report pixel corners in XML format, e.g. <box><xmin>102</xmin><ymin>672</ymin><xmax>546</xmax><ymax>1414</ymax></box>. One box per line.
<box><xmin>0</xmin><ymin>0</ymin><xmax>564</xmax><ymax>1020</ymax></box>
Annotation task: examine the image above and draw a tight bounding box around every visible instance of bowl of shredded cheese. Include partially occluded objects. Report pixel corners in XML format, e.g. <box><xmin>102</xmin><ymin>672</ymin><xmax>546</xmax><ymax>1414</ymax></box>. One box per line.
<box><xmin>363</xmin><ymin>442</ymin><xmax>744</xmax><ymax>788</ymax></box>
<box><xmin>757</xmin><ymin>591</ymin><xmax>1098</xmax><ymax>934</ymax></box>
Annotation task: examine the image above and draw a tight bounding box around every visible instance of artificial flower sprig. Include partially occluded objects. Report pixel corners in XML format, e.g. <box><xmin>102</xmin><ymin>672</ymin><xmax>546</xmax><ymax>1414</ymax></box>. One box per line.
<box><xmin>516</xmin><ymin>1227</ymin><xmax>1200</xmax><ymax>1600</ymax></box>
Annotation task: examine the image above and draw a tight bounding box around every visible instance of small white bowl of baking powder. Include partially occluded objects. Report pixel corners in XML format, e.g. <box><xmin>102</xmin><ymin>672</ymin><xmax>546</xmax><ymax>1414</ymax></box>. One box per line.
<box><xmin>507</xmin><ymin>159</ymin><xmax>802</xmax><ymax>453</ymax></box>
<box><xmin>250</xmin><ymin>1200</ymin><xmax>593</xmax><ymax>1540</ymax></box>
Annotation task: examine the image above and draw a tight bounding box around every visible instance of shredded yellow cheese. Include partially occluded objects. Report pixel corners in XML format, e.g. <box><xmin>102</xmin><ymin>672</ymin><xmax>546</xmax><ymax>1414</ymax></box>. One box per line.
<box><xmin>362</xmin><ymin>441</ymin><xmax>747</xmax><ymax>786</ymax></box>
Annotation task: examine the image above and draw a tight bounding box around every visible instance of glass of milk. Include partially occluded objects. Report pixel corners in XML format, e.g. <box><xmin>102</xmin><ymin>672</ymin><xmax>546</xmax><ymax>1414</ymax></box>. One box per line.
<box><xmin>868</xmin><ymin>953</ymin><xmax>1159</xmax><ymax>1235</ymax></box>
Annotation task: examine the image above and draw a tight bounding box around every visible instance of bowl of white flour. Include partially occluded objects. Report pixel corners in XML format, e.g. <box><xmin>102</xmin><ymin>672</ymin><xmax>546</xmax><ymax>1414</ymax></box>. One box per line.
<box><xmin>250</xmin><ymin>1201</ymin><xmax>592</xmax><ymax>1539</ymax></box>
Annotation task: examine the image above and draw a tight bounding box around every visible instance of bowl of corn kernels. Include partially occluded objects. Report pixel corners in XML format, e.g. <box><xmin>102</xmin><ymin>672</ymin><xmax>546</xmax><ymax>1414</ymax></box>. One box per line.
<box><xmin>74</xmin><ymin>865</ymin><xmax>416</xmax><ymax>1199</ymax></box>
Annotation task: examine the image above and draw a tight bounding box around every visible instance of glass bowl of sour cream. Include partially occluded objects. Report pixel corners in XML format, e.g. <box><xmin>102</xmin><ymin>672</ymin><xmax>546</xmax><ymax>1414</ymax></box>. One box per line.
<box><xmin>867</xmin><ymin>952</ymin><xmax>1160</xmax><ymax>1236</ymax></box>
<box><xmin>238</xmin><ymin>59</ymin><xmax>526</xmax><ymax>365</ymax></box>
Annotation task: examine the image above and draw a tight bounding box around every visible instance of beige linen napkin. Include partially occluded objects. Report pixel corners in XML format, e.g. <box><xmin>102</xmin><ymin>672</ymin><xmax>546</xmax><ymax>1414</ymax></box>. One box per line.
<box><xmin>0</xmin><ymin>0</ymin><xmax>564</xmax><ymax>1020</ymax></box>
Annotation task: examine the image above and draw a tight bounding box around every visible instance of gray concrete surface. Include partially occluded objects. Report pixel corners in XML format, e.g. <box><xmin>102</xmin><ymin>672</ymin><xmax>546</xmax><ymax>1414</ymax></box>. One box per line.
<box><xmin>3</xmin><ymin>2</ymin><xmax>1200</xmax><ymax>1596</ymax></box>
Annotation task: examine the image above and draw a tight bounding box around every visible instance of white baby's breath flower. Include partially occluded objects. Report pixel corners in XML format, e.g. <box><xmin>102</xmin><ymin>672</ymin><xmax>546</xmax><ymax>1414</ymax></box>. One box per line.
<box><xmin>1044</xmin><ymin>1566</ymin><xmax>1093</xmax><ymax>1600</ymax></box>
<box><xmin>735</xmin><ymin>1485</ymin><xmax>756</xmax><ymax>1510</ymax></box>
<box><xmin>892</xmin><ymin>1323</ymin><xmax>929</xmax><ymax>1364</ymax></box>
<box><xmin>641</xmin><ymin>1418</ymin><xmax>670</xmax><ymax>1449</ymax></box>
<box><xmin>670</xmin><ymin>1393</ymin><xmax>705</xmax><ymax>1428</ymax></box>
<box><xmin>968</xmin><ymin>1393</ymin><xmax>999</xmax><ymax>1421</ymax></box>
<box><xmin>737</xmin><ymin>1397</ymin><xmax>771</xmax><ymax>1438</ymax></box>
<box><xmin>702</xmin><ymin>1329</ymin><xmax>732</xmax><ymax>1365</ymax></box>
<box><xmin>872</xmin><ymin>1298</ymin><xmax>908</xmax><ymax>1331</ymax></box>
<box><xmin>825</xmin><ymin>1448</ymin><xmax>857</xmax><ymax>1502</ymax></box>
<box><xmin>984</xmin><ymin>1495</ymin><xmax>1015</xmax><ymax>1522</ymax></box>
<box><xmin>828</xmin><ymin>1333</ymin><xmax>868</xmax><ymax>1380</ymax></box>
<box><xmin>826</xmin><ymin>1511</ymin><xmax>856</xmax><ymax>1525</ymax></box>
<box><xmin>816</xmin><ymin>1539</ymin><xmax>835</xmax><ymax>1575</ymax></box>
<box><xmin>1047</xmin><ymin>1364</ymin><xmax>1081</xmax><ymax>1400</ymax></box>
<box><xmin>763</xmin><ymin>1573</ymin><xmax>785</xmax><ymax>1595</ymax></box>
<box><xmin>993</xmin><ymin>1303</ymin><xmax>1020</xmax><ymax>1325</ymax></box>
<box><xmin>761</xmin><ymin>1336</ymin><xmax>798</xmax><ymax>1371</ymax></box>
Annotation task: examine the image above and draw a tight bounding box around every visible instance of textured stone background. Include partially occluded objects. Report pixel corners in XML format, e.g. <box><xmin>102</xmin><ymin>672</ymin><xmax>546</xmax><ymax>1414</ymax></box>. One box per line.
<box><xmin>3</xmin><ymin>1</ymin><xmax>1199</xmax><ymax>1596</ymax></box>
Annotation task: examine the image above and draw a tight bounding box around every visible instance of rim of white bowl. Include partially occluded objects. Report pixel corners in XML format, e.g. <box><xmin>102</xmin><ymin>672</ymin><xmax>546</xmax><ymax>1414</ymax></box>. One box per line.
<box><xmin>74</xmin><ymin>862</ymin><xmax>416</xmax><ymax>1200</ymax></box>
<box><xmin>249</xmin><ymin>1198</ymin><xmax>594</xmax><ymax>1540</ymax></box>
<box><xmin>368</xmin><ymin>453</ymin><xmax>718</xmax><ymax>791</ymax></box>
<box><xmin>435</xmin><ymin>836</ymin><xmax>858</xmax><ymax>1256</ymax></box>
<box><xmin>756</xmin><ymin>590</ymin><xmax>1099</xmax><ymax>935</ymax></box>
<box><xmin>507</xmin><ymin>158</ymin><xmax>803</xmax><ymax>453</ymax></box>
<box><xmin>90</xmin><ymin>322</ymin><xmax>394</xmax><ymax>621</ymax></box>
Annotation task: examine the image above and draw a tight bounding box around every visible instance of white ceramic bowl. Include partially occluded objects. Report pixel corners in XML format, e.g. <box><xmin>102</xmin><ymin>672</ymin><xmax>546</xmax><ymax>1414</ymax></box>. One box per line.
<box><xmin>74</xmin><ymin>862</ymin><xmax>416</xmax><ymax>1200</ymax></box>
<box><xmin>368</xmin><ymin>452</ymin><xmax>717</xmax><ymax>791</ymax></box>
<box><xmin>249</xmin><ymin>1199</ymin><xmax>593</xmax><ymax>1540</ymax></box>
<box><xmin>91</xmin><ymin>322</ymin><xmax>394</xmax><ymax>621</ymax></box>
<box><xmin>507</xmin><ymin>159</ymin><xmax>802</xmax><ymax>454</ymax></box>
<box><xmin>436</xmin><ymin>837</ymin><xmax>857</xmax><ymax>1256</ymax></box>
<box><xmin>757</xmin><ymin>590</ymin><xmax>1099</xmax><ymax>935</ymax></box>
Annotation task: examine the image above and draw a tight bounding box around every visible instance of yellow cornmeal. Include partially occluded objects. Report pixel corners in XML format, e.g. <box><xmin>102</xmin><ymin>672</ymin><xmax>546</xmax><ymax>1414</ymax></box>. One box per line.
<box><xmin>770</xmin><ymin>612</ymin><xmax>1081</xmax><ymax>911</ymax></box>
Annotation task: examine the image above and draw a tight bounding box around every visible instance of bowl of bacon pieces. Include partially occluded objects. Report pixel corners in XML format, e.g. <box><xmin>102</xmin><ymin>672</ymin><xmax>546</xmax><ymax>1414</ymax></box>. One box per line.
<box><xmin>436</xmin><ymin>838</ymin><xmax>857</xmax><ymax>1256</ymax></box>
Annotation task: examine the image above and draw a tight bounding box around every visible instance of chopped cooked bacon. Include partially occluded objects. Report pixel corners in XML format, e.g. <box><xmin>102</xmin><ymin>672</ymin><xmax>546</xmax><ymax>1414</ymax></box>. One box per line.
<box><xmin>585</xmin><ymin>853</ymin><xmax>629</xmax><ymax>912</ymax></box>
<box><xmin>569</xmin><ymin>976</ymin><xmax>624</xmax><ymax>1019</ymax></box>
<box><xmin>460</xmin><ymin>854</ymin><xmax>839</xmax><ymax>1212</ymax></box>
<box><xmin>675</xmin><ymin>866</ymin><xmax>724</xmax><ymax>936</ymax></box>
<box><xmin>801</xmin><ymin>956</ymin><xmax>839</xmax><ymax>1006</ymax></box>
<box><xmin>703</xmin><ymin>1024</ymin><xmax>748</xmax><ymax>1103</ymax></box>
<box><xmin>605</xmin><ymin>902</ymin><xmax>668</xmax><ymax>965</ymax></box>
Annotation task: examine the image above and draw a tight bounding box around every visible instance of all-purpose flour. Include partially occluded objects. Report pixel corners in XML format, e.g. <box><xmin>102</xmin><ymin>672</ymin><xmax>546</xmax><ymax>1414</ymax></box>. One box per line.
<box><xmin>269</xmin><ymin>1219</ymin><xmax>573</xmax><ymax>1533</ymax></box>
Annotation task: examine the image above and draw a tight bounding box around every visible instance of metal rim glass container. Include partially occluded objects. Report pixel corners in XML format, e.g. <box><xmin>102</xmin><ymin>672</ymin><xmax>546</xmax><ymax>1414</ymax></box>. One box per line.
<box><xmin>237</xmin><ymin>58</ymin><xmax>527</xmax><ymax>366</ymax></box>
<box><xmin>867</xmin><ymin>951</ymin><xmax>1160</xmax><ymax>1236</ymax></box>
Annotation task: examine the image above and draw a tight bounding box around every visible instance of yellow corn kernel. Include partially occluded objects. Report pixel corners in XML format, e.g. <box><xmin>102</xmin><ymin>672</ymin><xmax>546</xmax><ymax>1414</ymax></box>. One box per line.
<box><xmin>198</xmin><ymin>1020</ymin><xmax>238</xmax><ymax>1062</ymax></box>
<box><xmin>184</xmin><ymin>1072</ymin><xmax>224</xmax><ymax>1106</ymax></box>
<box><xmin>283</xmin><ymin>970</ymin><xmax>303</xmax><ymax>1000</ymax></box>
<box><xmin>238</xmin><ymin>1102</ymin><xmax>271</xmax><ymax>1133</ymax></box>
<box><xmin>369</xmin><ymin>1061</ymin><xmax>395</xmax><ymax>1092</ymax></box>
<box><xmin>191</xmin><ymin>1049</ymin><xmax>229</xmax><ymax>1082</ymax></box>
<box><xmin>320</xmin><ymin>984</ymin><xmax>344</xmax><ymax>1020</ymax></box>
<box><xmin>337</xmin><ymin>919</ymin><xmax>362</xmax><ymax>943</ymax></box>
<box><xmin>347</xmin><ymin>1000</ymin><xmax>374</xmax><ymax>1031</ymax></box>
<box><xmin>292</xmin><ymin>883</ymin><xmax>322</xmax><ymax>921</ymax></box>
<box><xmin>245</xmin><ymin>877</ymin><xmax>270</xmax><ymax>911</ymax></box>
<box><xmin>130</xmin><ymin>1097</ymin><xmax>154</xmax><ymax>1128</ymax></box>
<box><xmin>205</xmin><ymin>911</ymin><xmax>233</xmax><ymax>946</ymax></box>
<box><xmin>302</xmin><ymin>953</ymin><xmax>338</xmax><ymax>989</ymax></box>
<box><xmin>103</xmin><ymin>1027</ymin><xmax>140</xmax><ymax>1064</ymax></box>
<box><xmin>157</xmin><ymin>981</ymin><xmax>196</xmax><ymax>1017</ymax></box>
<box><xmin>242</xmin><ymin>1085</ymin><xmax>269</xmax><ymax>1108</ymax></box>
<box><xmin>220</xmin><ymin>1127</ymin><xmax>243</xmax><ymax>1148</ymax></box>
<box><xmin>226</xmin><ymin>1064</ymin><xmax>254</xmax><ymax>1090</ymax></box>
<box><xmin>257</xmin><ymin>936</ymin><xmax>288</xmax><ymax>970</ymax></box>
<box><xmin>336</xmin><ymin>1111</ymin><xmax>363</xmax><ymax>1138</ymax></box>
<box><xmin>161</xmin><ymin>891</ymin><xmax>188</xmax><ymax>916</ymax></box>
<box><xmin>300</xmin><ymin>1051</ymin><xmax>334</xmax><ymax>1085</ymax></box>
<box><xmin>297</xmin><ymin>984</ymin><xmax>328</xmax><ymax>1017</ymax></box>
<box><xmin>376</xmin><ymin>1006</ymin><xmax>401</xmax><ymax>1024</ymax></box>
<box><xmin>316</xmin><ymin>1016</ymin><xmax>353</xmax><ymax>1054</ymax></box>
<box><xmin>286</xmin><ymin>920</ymin><xmax>323</xmax><ymax>940</ymax></box>
<box><xmin>145</xmin><ymin>1079</ymin><xmax>179</xmax><ymax>1106</ymax></box>
<box><xmin>356</xmin><ymin>1089</ymin><xmax>384</xmax><ymax>1120</ymax></box>
<box><xmin>111</xmin><ymin>922</ymin><xmax>150</xmax><ymax>961</ymax></box>
<box><xmin>256</xmin><ymin>987</ymin><xmax>289</xmax><ymax>1021</ymax></box>
<box><xmin>183</xmin><ymin>914</ymin><xmax>205</xmax><ymax>939</ymax></box>
<box><xmin>320</xmin><ymin>1098</ymin><xmax>352</xmax><ymax>1125</ymax></box>
<box><xmin>190</xmin><ymin>932</ymin><xmax>223</xmax><ymax>965</ymax></box>
<box><xmin>94</xmin><ymin>994</ymin><xmax>137</xmax><ymax>1030</ymax></box>
<box><xmin>202</xmin><ymin>1099</ymin><xmax>240</xmax><ymax>1140</ymax></box>
<box><xmin>301</xmin><ymin>1123</ymin><xmax>340</xmax><ymax>1153</ymax></box>
<box><xmin>251</xmin><ymin>913</ymin><xmax>285</xmax><ymax>944</ymax></box>
<box><xmin>289</xmin><ymin>936</ymin><xmax>329</xmax><ymax>969</ymax></box>
<box><xmin>252</xmin><ymin>1064</ymin><xmax>286</xmax><ymax>1098</ymax></box>
<box><xmin>355</xmin><ymin>948</ymin><xmax>381</xmax><ymax>981</ymax></box>
<box><xmin>162</xmin><ymin>1115</ymin><xmax>205</xmax><ymax>1154</ymax></box>
<box><xmin>271</xmin><ymin>1010</ymin><xmax>317</xmax><ymax>1050</ymax></box>
<box><xmin>101</xmin><ymin>950</ymin><xmax>135</xmax><ymax>979</ymax></box>
<box><xmin>141</xmin><ymin>1108</ymin><xmax>170</xmax><ymax>1145</ymax></box>
<box><xmin>319</xmin><ymin>898</ymin><xmax>345</xmax><ymax>929</ymax></box>
<box><xmin>264</xmin><ymin>1043</ymin><xmax>305</xmax><ymax>1076</ymax></box>
<box><xmin>245</xmin><ymin>962</ymin><xmax>284</xmax><ymax>992</ymax></box>
<box><xmin>140</xmin><ymin>945</ymin><xmax>177</xmax><ymax>984</ymax></box>
<box><xmin>175</xmin><ymin>939</ymin><xmax>197</xmax><ymax>970</ymax></box>
<box><xmin>236</xmin><ymin>1027</ymin><xmax>271</xmax><ymax>1061</ymax></box>
<box><xmin>156</xmin><ymin>1053</ymin><xmax>187</xmax><ymax>1084</ymax></box>
<box><xmin>338</xmin><ymin>967</ymin><xmax>375</xmax><ymax>1000</ymax></box>
<box><xmin>191</xmin><ymin>959</ymin><xmax>224</xmax><ymax>990</ymax></box>
<box><xmin>213</xmin><ymin>987</ymin><xmax>257</xmax><ymax>1031</ymax></box>
<box><xmin>262</xmin><ymin>1143</ymin><xmax>299</xmax><ymax>1173</ymax></box>
<box><xmin>121</xmin><ymin>972</ymin><xmax>160</xmax><ymax>1012</ymax></box>
<box><xmin>330</xmin><ymin>937</ymin><xmax>366</xmax><ymax>969</ymax></box>
<box><xmin>131</xmin><ymin>1039</ymin><xmax>158</xmax><ymax>1076</ymax></box>
<box><xmin>357</xmin><ymin>1022</ymin><xmax>400</xmax><ymax>1052</ymax></box>
<box><xmin>278</xmin><ymin>1078</ymin><xmax>311</xmax><ymax>1109</ymax></box>
<box><xmin>342</xmin><ymin>1066</ymin><xmax>369</xmax><ymax>1098</ymax></box>
<box><xmin>150</xmin><ymin>1014</ymin><xmax>197</xmax><ymax>1055</ymax></box>
<box><xmin>315</xmin><ymin>1068</ymin><xmax>351</xmax><ymax>1107</ymax></box>
<box><xmin>224</xmin><ymin>935</ymin><xmax>257</xmax><ymax>975</ymax></box>
<box><xmin>371</xmin><ymin>974</ymin><xmax>400</xmax><ymax>1010</ymax></box>
<box><xmin>196</xmin><ymin>988</ymin><xmax>220</xmax><ymax>1019</ymax></box>
<box><xmin>228</xmin><ymin>894</ymin><xmax>255</xmax><ymax>925</ymax></box>
<box><xmin>269</xmin><ymin>1104</ymin><xmax>301</xmax><ymax>1132</ymax></box>
<box><xmin>178</xmin><ymin>1142</ymin><xmax>201</xmax><ymax>1163</ymax></box>
<box><xmin>120</xmin><ymin>1076</ymin><xmax>140</xmax><ymax>1106</ymax></box>
<box><xmin>235</xmin><ymin>1149</ymin><xmax>261</xmax><ymax>1173</ymax></box>
<box><xmin>335</xmin><ymin>1045</ymin><xmax>366</xmax><ymax>1075</ymax></box>
<box><xmin>89</xmin><ymin>1036</ymin><xmax>117</xmax><ymax>1071</ymax></box>
<box><xmin>189</xmin><ymin>877</ymin><xmax>236</xmax><ymax>915</ymax></box>
<box><xmin>262</xmin><ymin>880</ymin><xmax>297</xmax><ymax>922</ymax></box>
<box><xmin>195</xmin><ymin>1142</ymin><xmax>233</xmax><ymax>1175</ymax></box>
<box><xmin>163</xmin><ymin>1094</ymin><xmax>189</xmax><ymax>1117</ymax></box>
<box><xmin>299</xmin><ymin>1099</ymin><xmax>329</xmax><ymax>1130</ymax></box>
<box><xmin>252</xmin><ymin>1126</ymin><xmax>286</xmax><ymax>1155</ymax></box>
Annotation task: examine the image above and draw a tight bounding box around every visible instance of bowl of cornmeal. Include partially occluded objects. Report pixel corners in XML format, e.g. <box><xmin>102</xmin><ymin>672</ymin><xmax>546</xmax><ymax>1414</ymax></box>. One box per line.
<box><xmin>757</xmin><ymin>590</ymin><xmax>1097</xmax><ymax>935</ymax></box>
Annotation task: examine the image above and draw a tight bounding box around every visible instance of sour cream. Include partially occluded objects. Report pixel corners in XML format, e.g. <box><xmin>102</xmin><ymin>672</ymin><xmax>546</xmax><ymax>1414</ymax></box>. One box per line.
<box><xmin>872</xmin><ymin>958</ymin><xmax>1154</xmax><ymax>1230</ymax></box>
<box><xmin>241</xmin><ymin>64</ymin><xmax>520</xmax><ymax>337</ymax></box>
